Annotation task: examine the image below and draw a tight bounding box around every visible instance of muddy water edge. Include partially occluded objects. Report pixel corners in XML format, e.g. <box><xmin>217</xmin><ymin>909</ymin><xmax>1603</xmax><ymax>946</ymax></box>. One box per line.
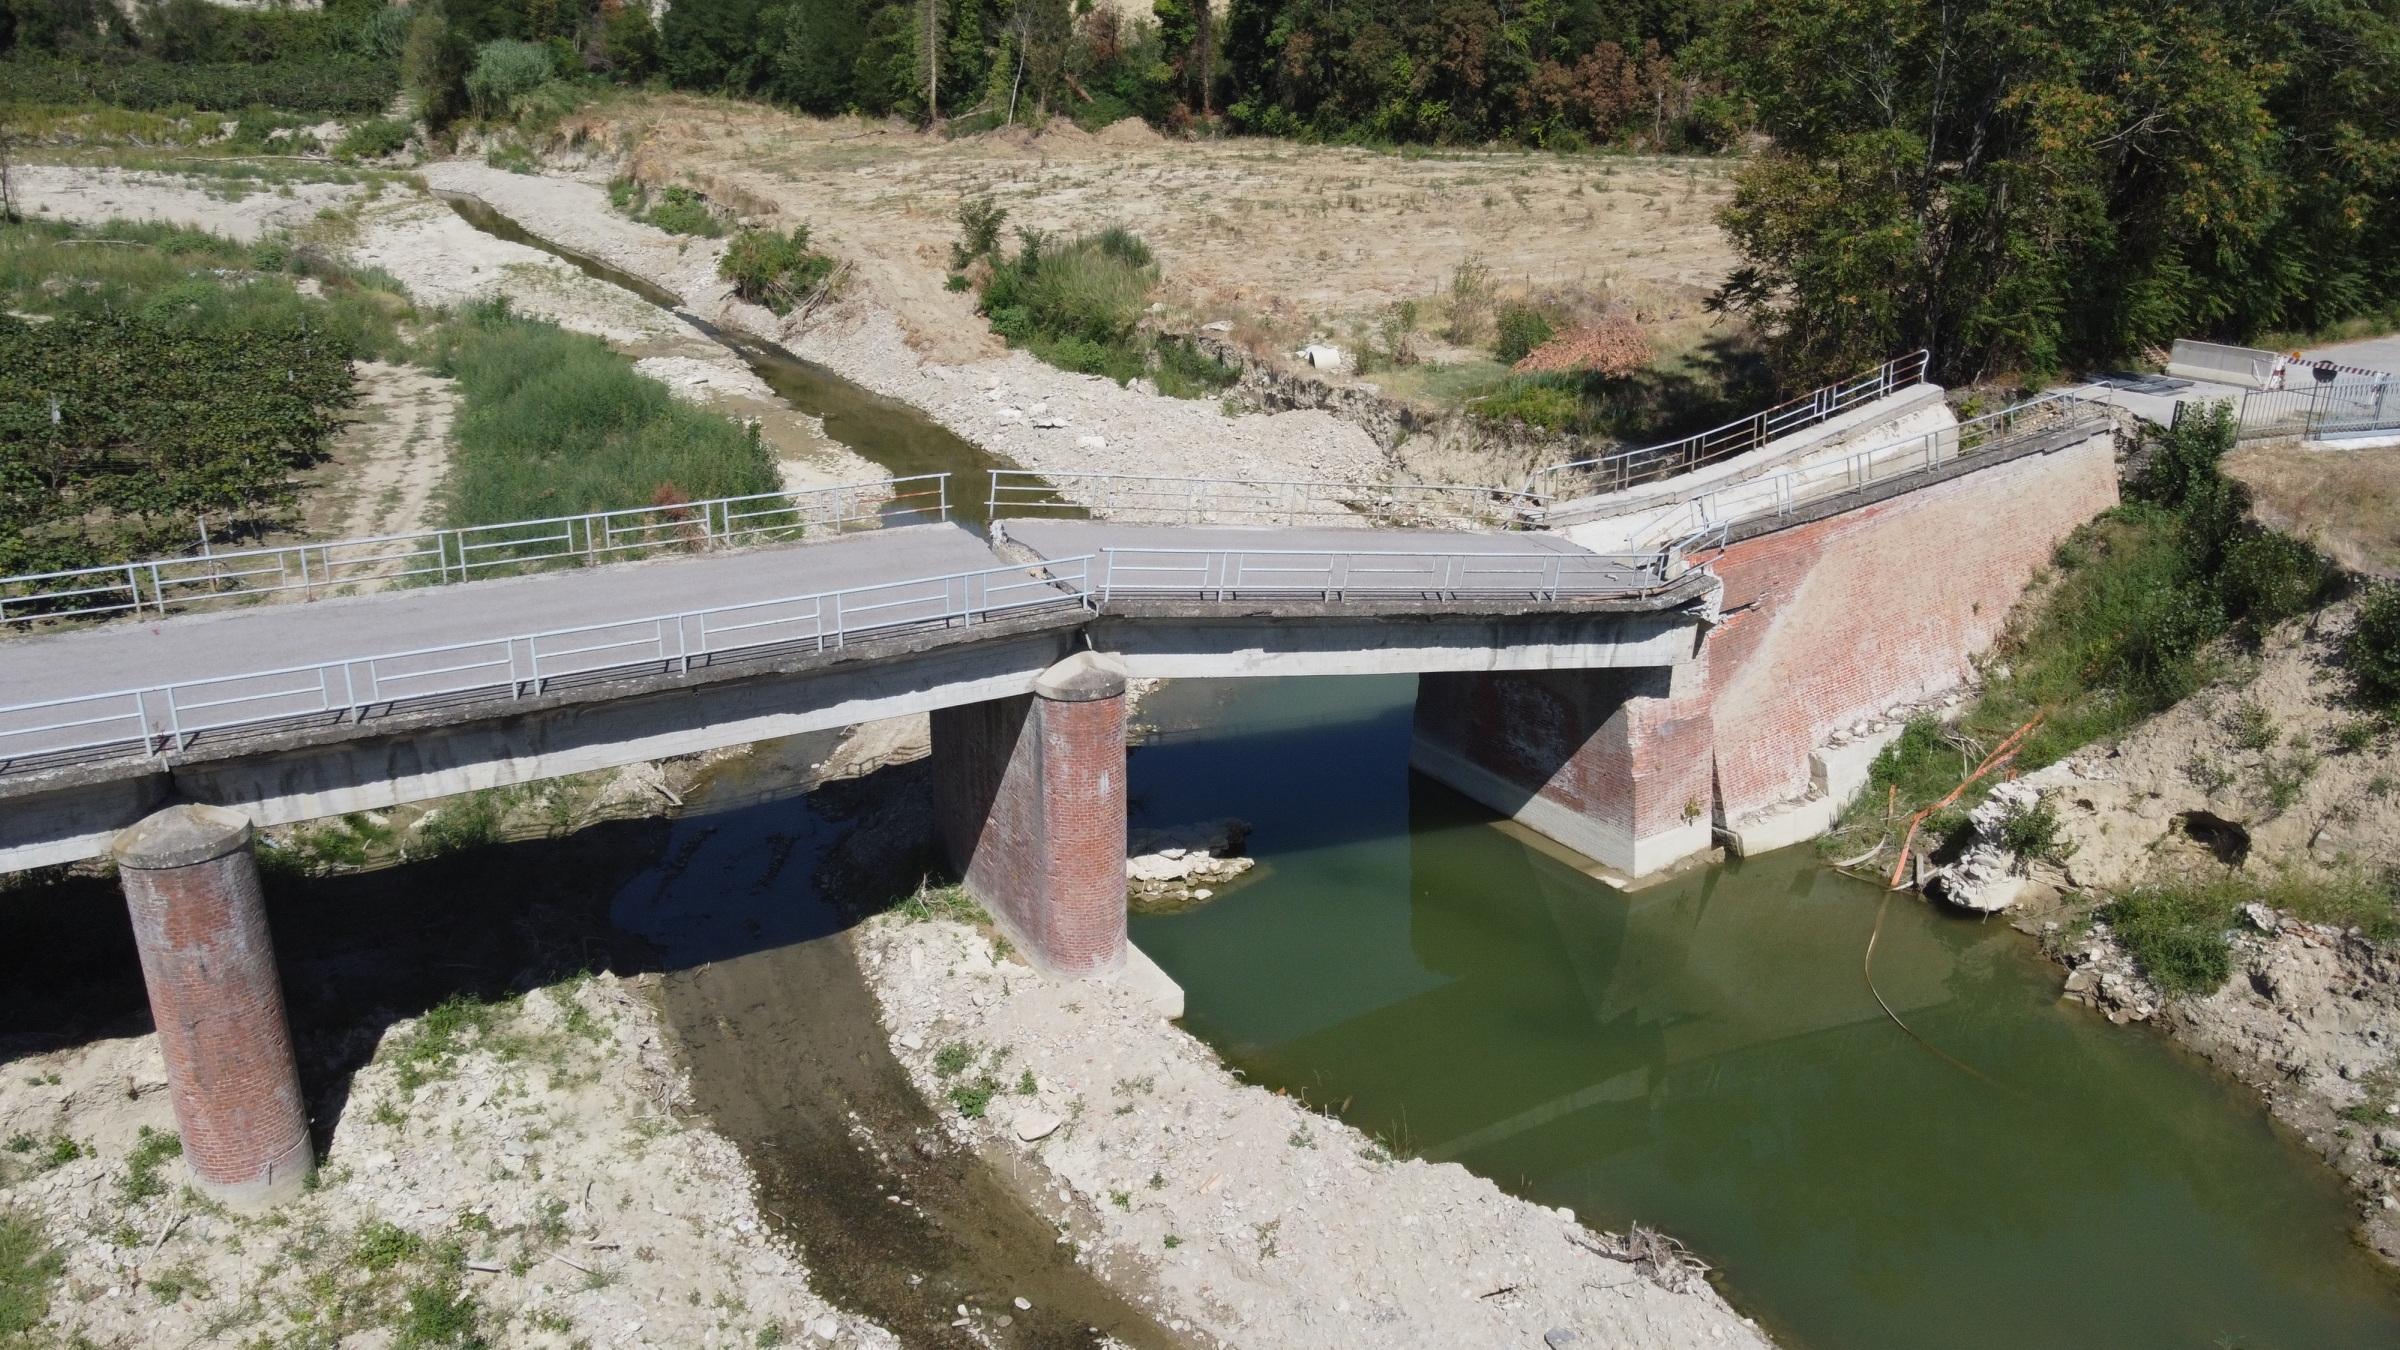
<box><xmin>618</xmin><ymin>738</ymin><xmax>1180</xmax><ymax>1348</ymax></box>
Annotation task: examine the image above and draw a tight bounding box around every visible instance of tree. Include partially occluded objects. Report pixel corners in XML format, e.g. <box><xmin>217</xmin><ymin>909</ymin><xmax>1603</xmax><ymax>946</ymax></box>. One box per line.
<box><xmin>402</xmin><ymin>0</ymin><xmax>474</xmax><ymax>127</ymax></box>
<box><xmin>1704</xmin><ymin>0</ymin><xmax>2398</xmax><ymax>387</ymax></box>
<box><xmin>768</xmin><ymin>0</ymin><xmax>866</xmax><ymax>111</ymax></box>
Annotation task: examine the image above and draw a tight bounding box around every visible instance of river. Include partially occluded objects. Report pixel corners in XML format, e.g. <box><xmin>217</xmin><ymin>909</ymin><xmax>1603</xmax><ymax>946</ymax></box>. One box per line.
<box><xmin>1125</xmin><ymin>674</ymin><xmax>2400</xmax><ymax>1350</ymax></box>
<box><xmin>435</xmin><ymin>194</ymin><xmax>2400</xmax><ymax>1347</ymax></box>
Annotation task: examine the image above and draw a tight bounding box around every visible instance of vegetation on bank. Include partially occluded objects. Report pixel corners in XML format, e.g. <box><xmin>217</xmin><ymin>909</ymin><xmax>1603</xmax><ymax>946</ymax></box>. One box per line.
<box><xmin>1830</xmin><ymin>406</ymin><xmax>2400</xmax><ymax>998</ymax></box>
<box><xmin>1834</xmin><ymin>407</ymin><xmax>2350</xmax><ymax>857</ymax></box>
<box><xmin>0</xmin><ymin>219</ymin><xmax>410</xmax><ymax>576</ymax></box>
<box><xmin>607</xmin><ymin>176</ymin><xmax>723</xmax><ymax>238</ymax></box>
<box><xmin>952</xmin><ymin>201</ymin><xmax>1236</xmax><ymax>397</ymax></box>
<box><xmin>718</xmin><ymin>224</ymin><xmax>837</xmax><ymax>314</ymax></box>
<box><xmin>427</xmin><ymin>299</ymin><xmax>779</xmax><ymax>527</ymax></box>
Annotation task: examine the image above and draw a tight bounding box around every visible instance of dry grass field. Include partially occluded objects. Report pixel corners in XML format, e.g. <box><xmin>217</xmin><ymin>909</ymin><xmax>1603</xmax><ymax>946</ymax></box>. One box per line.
<box><xmin>577</xmin><ymin>93</ymin><xmax>1742</xmax><ymax>372</ymax></box>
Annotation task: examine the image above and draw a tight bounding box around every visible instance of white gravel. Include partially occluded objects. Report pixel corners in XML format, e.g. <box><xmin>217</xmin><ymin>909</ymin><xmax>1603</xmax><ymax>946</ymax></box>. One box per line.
<box><xmin>858</xmin><ymin>916</ymin><xmax>1776</xmax><ymax>1350</ymax></box>
<box><xmin>417</xmin><ymin>160</ymin><xmax>1395</xmax><ymax>495</ymax></box>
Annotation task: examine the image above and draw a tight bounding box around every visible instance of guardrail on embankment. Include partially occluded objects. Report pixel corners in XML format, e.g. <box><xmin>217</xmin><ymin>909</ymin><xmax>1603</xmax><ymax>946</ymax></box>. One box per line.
<box><xmin>987</xmin><ymin>470</ymin><xmax>1540</xmax><ymax>529</ymax></box>
<box><xmin>1638</xmin><ymin>392</ymin><xmax>2113</xmax><ymax>544</ymax></box>
<box><xmin>2227</xmin><ymin>379</ymin><xmax>2400</xmax><ymax>443</ymax></box>
<box><xmin>0</xmin><ymin>474</ymin><xmax>952</xmax><ymax>628</ymax></box>
<box><xmin>0</xmin><ymin>543</ymin><xmax>1697</xmax><ymax>773</ymax></box>
<box><xmin>1521</xmin><ymin>351</ymin><xmax>1931</xmax><ymax>502</ymax></box>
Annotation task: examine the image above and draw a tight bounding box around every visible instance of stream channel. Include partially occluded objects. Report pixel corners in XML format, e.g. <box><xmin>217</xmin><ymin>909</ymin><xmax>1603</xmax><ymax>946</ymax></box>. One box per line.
<box><xmin>444</xmin><ymin>195</ymin><xmax>2400</xmax><ymax>1348</ymax></box>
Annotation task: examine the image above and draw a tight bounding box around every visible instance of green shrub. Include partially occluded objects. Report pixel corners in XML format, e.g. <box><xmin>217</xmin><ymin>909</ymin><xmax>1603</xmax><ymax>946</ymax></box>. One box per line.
<box><xmin>2218</xmin><ymin>529</ymin><xmax>2332</xmax><ymax>635</ymax></box>
<box><xmin>2106</xmin><ymin>879</ymin><xmax>2243</xmax><ymax>997</ymax></box>
<box><xmin>1155</xmin><ymin>337</ymin><xmax>1239</xmax><ymax>400</ymax></box>
<box><xmin>642</xmin><ymin>186</ymin><xmax>722</xmax><ymax>237</ymax></box>
<box><xmin>336</xmin><ymin>116</ymin><xmax>415</xmax><ymax>161</ymax></box>
<box><xmin>464</xmin><ymin>39</ymin><xmax>555</xmax><ymax>118</ymax></box>
<box><xmin>1494</xmin><ymin>303</ymin><xmax>1555</xmax><ymax>364</ymax></box>
<box><xmin>1997</xmin><ymin>794</ymin><xmax>2075</xmax><ymax>866</ymax></box>
<box><xmin>951</xmin><ymin>196</ymin><xmax>1008</xmax><ymax>270</ymax></box>
<box><xmin>0</xmin><ymin>54</ymin><xmax>399</xmax><ymax>114</ymax></box>
<box><xmin>2352</xmin><ymin>585</ymin><xmax>2400</xmax><ymax>710</ymax></box>
<box><xmin>1479</xmin><ymin>378</ymin><xmax>1581</xmax><ymax>430</ymax></box>
<box><xmin>718</xmin><ymin>225</ymin><xmax>836</xmax><ymax>313</ymax></box>
<box><xmin>402</xmin><ymin>2</ymin><xmax>473</xmax><ymax>126</ymax></box>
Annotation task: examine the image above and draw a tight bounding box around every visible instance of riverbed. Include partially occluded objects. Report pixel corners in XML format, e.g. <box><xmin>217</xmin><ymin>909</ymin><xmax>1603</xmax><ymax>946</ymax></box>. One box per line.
<box><xmin>1124</xmin><ymin>675</ymin><xmax>2400</xmax><ymax>1350</ymax></box>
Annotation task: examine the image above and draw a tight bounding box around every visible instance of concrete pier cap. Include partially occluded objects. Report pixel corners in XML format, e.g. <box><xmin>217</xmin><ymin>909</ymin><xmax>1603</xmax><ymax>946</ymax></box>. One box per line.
<box><xmin>113</xmin><ymin>803</ymin><xmax>315</xmax><ymax>1210</ymax></box>
<box><xmin>1034</xmin><ymin>650</ymin><xmax>1129</xmax><ymax>702</ymax></box>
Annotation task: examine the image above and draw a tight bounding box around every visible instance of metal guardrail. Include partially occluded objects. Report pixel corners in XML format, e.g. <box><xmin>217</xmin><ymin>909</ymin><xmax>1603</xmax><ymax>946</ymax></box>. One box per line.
<box><xmin>1655</xmin><ymin>392</ymin><xmax>2109</xmax><ymax>539</ymax></box>
<box><xmin>1093</xmin><ymin>546</ymin><xmax>1678</xmax><ymax>602</ymax></box>
<box><xmin>0</xmin><ymin>540</ymin><xmax>1709</xmax><ymax>771</ymax></box>
<box><xmin>2232</xmin><ymin>378</ymin><xmax>2400</xmax><ymax>443</ymax></box>
<box><xmin>987</xmin><ymin>470</ymin><xmax>1540</xmax><ymax>528</ymax></box>
<box><xmin>1522</xmin><ymin>351</ymin><xmax>1931</xmax><ymax>501</ymax></box>
<box><xmin>0</xmin><ymin>474</ymin><xmax>952</xmax><ymax>627</ymax></box>
<box><xmin>0</xmin><ymin>553</ymin><xmax>1087</xmax><ymax>770</ymax></box>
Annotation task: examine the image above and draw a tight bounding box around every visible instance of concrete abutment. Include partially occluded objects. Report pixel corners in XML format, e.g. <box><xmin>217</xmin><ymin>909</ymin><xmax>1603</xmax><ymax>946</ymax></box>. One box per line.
<box><xmin>112</xmin><ymin>804</ymin><xmax>314</xmax><ymax>1209</ymax></box>
<box><xmin>1410</xmin><ymin>667</ymin><xmax>1715</xmax><ymax>879</ymax></box>
<box><xmin>931</xmin><ymin>653</ymin><xmax>1131</xmax><ymax>978</ymax></box>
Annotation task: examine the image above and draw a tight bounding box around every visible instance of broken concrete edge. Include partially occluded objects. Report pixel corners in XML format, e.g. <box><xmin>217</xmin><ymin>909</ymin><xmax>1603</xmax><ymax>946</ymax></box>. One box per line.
<box><xmin>1033</xmin><ymin>650</ymin><xmax>1129</xmax><ymax>703</ymax></box>
<box><xmin>111</xmin><ymin>801</ymin><xmax>255</xmax><ymax>871</ymax></box>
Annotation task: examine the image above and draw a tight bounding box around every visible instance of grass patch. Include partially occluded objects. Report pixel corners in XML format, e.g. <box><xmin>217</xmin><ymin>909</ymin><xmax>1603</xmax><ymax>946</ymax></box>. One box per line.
<box><xmin>385</xmin><ymin>993</ymin><xmax>517</xmax><ymax>1095</ymax></box>
<box><xmin>118</xmin><ymin>1125</ymin><xmax>183</xmax><ymax>1203</ymax></box>
<box><xmin>608</xmin><ymin>177</ymin><xmax>724</xmax><ymax>237</ymax></box>
<box><xmin>892</xmin><ymin>882</ymin><xmax>983</xmax><ymax>924</ymax></box>
<box><xmin>428</xmin><ymin>299</ymin><xmax>778</xmax><ymax>528</ymax></box>
<box><xmin>0</xmin><ymin>1210</ymin><xmax>61</xmax><ymax>1341</ymax></box>
<box><xmin>2109</xmin><ymin>867</ymin><xmax>2400</xmax><ymax>997</ymax></box>
<box><xmin>955</xmin><ymin>204</ymin><xmax>1224</xmax><ymax>399</ymax></box>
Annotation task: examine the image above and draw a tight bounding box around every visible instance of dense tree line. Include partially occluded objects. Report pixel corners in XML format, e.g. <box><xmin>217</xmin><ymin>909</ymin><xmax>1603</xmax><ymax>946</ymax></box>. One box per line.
<box><xmin>1706</xmin><ymin>0</ymin><xmax>2400</xmax><ymax>384</ymax></box>
<box><xmin>12</xmin><ymin>0</ymin><xmax>2400</xmax><ymax>386</ymax></box>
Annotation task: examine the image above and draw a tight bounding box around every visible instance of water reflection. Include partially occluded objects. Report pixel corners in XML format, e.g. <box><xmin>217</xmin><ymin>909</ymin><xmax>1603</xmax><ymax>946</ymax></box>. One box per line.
<box><xmin>1128</xmin><ymin>675</ymin><xmax>2400</xmax><ymax>1350</ymax></box>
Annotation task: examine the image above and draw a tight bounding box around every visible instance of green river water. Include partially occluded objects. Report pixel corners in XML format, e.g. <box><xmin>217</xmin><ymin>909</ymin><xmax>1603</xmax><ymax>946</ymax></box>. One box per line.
<box><xmin>1126</xmin><ymin>675</ymin><xmax>2400</xmax><ymax>1350</ymax></box>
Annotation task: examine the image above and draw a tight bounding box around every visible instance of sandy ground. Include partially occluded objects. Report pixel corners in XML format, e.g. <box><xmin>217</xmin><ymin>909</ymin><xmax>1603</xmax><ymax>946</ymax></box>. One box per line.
<box><xmin>12</xmin><ymin>163</ymin><xmax>362</xmax><ymax>243</ymax></box>
<box><xmin>856</xmin><ymin>916</ymin><xmax>1773</xmax><ymax>1350</ymax></box>
<box><xmin>585</xmin><ymin>94</ymin><xmax>1737</xmax><ymax>367</ymax></box>
<box><xmin>294</xmin><ymin>360</ymin><xmax>459</xmax><ymax>543</ymax></box>
<box><xmin>0</xmin><ymin>972</ymin><xmax>896</xmax><ymax>1348</ymax></box>
<box><xmin>419</xmin><ymin>159</ymin><xmax>1395</xmax><ymax>492</ymax></box>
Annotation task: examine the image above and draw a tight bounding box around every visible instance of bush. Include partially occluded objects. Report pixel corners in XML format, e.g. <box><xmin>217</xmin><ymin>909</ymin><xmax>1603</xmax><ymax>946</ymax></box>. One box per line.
<box><xmin>1155</xmin><ymin>337</ymin><xmax>1238</xmax><ymax>399</ymax></box>
<box><xmin>951</xmin><ymin>196</ymin><xmax>1008</xmax><ymax>270</ymax></box>
<box><xmin>0</xmin><ymin>54</ymin><xmax>399</xmax><ymax>113</ymax></box>
<box><xmin>2353</xmin><ymin>585</ymin><xmax>2400</xmax><ymax>710</ymax></box>
<box><xmin>1494</xmin><ymin>303</ymin><xmax>1555</xmax><ymax>364</ymax></box>
<box><xmin>718</xmin><ymin>225</ymin><xmax>836</xmax><ymax>313</ymax></box>
<box><xmin>336</xmin><ymin>116</ymin><xmax>414</xmax><ymax>161</ymax></box>
<box><xmin>463</xmin><ymin>39</ymin><xmax>555</xmax><ymax>119</ymax></box>
<box><xmin>402</xmin><ymin>2</ymin><xmax>472</xmax><ymax>126</ymax></box>
<box><xmin>643</xmin><ymin>186</ymin><xmax>720</xmax><ymax>237</ymax></box>
<box><xmin>2106</xmin><ymin>878</ymin><xmax>2243</xmax><ymax>998</ymax></box>
<box><xmin>1479</xmin><ymin>378</ymin><xmax>1582</xmax><ymax>430</ymax></box>
<box><xmin>2217</xmin><ymin>528</ymin><xmax>2331</xmax><ymax>636</ymax></box>
<box><xmin>1996</xmin><ymin>793</ymin><xmax>2074</xmax><ymax>866</ymax></box>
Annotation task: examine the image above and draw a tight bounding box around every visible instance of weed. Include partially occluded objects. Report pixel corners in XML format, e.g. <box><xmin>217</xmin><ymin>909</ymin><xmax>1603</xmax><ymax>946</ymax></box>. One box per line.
<box><xmin>1016</xmin><ymin>1069</ymin><xmax>1039</xmax><ymax>1096</ymax></box>
<box><xmin>894</xmin><ymin>882</ymin><xmax>983</xmax><ymax>924</ymax></box>
<box><xmin>1996</xmin><ymin>794</ymin><xmax>2076</xmax><ymax>867</ymax></box>
<box><xmin>148</xmin><ymin>1261</ymin><xmax>207</xmax><ymax>1303</ymax></box>
<box><xmin>1162</xmin><ymin>1234</ymin><xmax>1183</xmax><ymax>1249</ymax></box>
<box><xmin>720</xmin><ymin>225</ymin><xmax>835</xmax><ymax>312</ymax></box>
<box><xmin>352</xmin><ymin>1220</ymin><xmax>422</xmax><ymax>1273</ymax></box>
<box><xmin>2334</xmin><ymin>718</ymin><xmax>2387</xmax><ymax>754</ymax></box>
<box><xmin>0</xmin><ymin>1209</ymin><xmax>62</xmax><ymax>1340</ymax></box>
<box><xmin>932</xmin><ymin>1042</ymin><xmax>976</xmax><ymax>1078</ymax></box>
<box><xmin>396</xmin><ymin>1273</ymin><xmax>484</xmax><ymax>1348</ymax></box>
<box><xmin>1108</xmin><ymin>1189</ymin><xmax>1131</xmax><ymax>1210</ymax></box>
<box><xmin>2226</xmin><ymin>699</ymin><xmax>2276</xmax><ymax>751</ymax></box>
<box><xmin>118</xmin><ymin>1126</ymin><xmax>183</xmax><ymax>1202</ymax></box>
<box><xmin>1146</xmin><ymin>1170</ymin><xmax>1165</xmax><ymax>1190</ymax></box>
<box><xmin>947</xmin><ymin>1076</ymin><xmax>1001</xmax><ymax>1119</ymax></box>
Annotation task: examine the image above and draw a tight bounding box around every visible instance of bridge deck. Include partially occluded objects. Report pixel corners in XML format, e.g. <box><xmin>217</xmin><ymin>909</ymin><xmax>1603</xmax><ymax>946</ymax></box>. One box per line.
<box><xmin>0</xmin><ymin>524</ymin><xmax>1010</xmax><ymax>711</ymax></box>
<box><xmin>998</xmin><ymin>520</ymin><xmax>1591</xmax><ymax>558</ymax></box>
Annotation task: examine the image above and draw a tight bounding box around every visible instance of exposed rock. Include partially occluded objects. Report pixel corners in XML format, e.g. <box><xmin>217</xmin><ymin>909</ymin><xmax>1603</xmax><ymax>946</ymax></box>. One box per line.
<box><xmin>1127</xmin><ymin>819</ymin><xmax>1256</xmax><ymax>911</ymax></box>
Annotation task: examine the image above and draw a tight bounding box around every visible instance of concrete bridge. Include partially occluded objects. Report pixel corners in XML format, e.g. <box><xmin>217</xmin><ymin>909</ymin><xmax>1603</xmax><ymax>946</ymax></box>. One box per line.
<box><xmin>0</xmin><ymin>366</ymin><xmax>2122</xmax><ymax>1206</ymax></box>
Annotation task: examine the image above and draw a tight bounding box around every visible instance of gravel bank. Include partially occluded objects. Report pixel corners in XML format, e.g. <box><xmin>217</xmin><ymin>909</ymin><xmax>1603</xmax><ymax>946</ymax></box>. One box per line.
<box><xmin>0</xmin><ymin>972</ymin><xmax>894</xmax><ymax>1348</ymax></box>
<box><xmin>417</xmin><ymin>160</ymin><xmax>1394</xmax><ymax>496</ymax></box>
<box><xmin>856</xmin><ymin>916</ymin><xmax>1774</xmax><ymax>1350</ymax></box>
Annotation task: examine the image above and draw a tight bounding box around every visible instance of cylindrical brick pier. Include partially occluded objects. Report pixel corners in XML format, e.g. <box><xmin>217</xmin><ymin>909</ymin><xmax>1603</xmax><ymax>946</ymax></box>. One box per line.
<box><xmin>932</xmin><ymin>652</ymin><xmax>1129</xmax><ymax>977</ymax></box>
<box><xmin>113</xmin><ymin>804</ymin><xmax>314</xmax><ymax>1209</ymax></box>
